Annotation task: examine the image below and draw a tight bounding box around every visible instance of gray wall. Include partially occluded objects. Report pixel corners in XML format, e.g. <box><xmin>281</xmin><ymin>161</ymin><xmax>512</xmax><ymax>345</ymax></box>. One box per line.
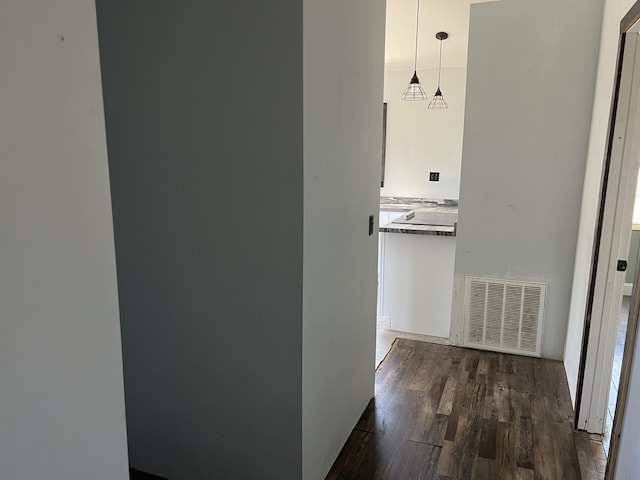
<box><xmin>0</xmin><ymin>1</ymin><xmax>129</xmax><ymax>478</ymax></box>
<box><xmin>96</xmin><ymin>1</ymin><xmax>303</xmax><ymax>478</ymax></box>
<box><xmin>626</xmin><ymin>230</ymin><xmax>640</xmax><ymax>285</ymax></box>
<box><xmin>302</xmin><ymin>0</ymin><xmax>385</xmax><ymax>478</ymax></box>
<box><xmin>452</xmin><ymin>0</ymin><xmax>604</xmax><ymax>359</ymax></box>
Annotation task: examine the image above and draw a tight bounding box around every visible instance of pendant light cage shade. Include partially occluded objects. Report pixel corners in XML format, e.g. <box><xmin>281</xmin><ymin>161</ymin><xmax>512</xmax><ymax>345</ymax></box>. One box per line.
<box><xmin>402</xmin><ymin>0</ymin><xmax>426</xmax><ymax>101</ymax></box>
<box><xmin>402</xmin><ymin>73</ymin><xmax>428</xmax><ymax>101</ymax></box>
<box><xmin>429</xmin><ymin>31</ymin><xmax>449</xmax><ymax>110</ymax></box>
<box><xmin>428</xmin><ymin>88</ymin><xmax>448</xmax><ymax>109</ymax></box>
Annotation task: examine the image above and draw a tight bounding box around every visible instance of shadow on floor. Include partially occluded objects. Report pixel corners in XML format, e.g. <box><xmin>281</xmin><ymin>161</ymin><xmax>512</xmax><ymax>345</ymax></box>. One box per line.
<box><xmin>130</xmin><ymin>469</ymin><xmax>168</xmax><ymax>480</ymax></box>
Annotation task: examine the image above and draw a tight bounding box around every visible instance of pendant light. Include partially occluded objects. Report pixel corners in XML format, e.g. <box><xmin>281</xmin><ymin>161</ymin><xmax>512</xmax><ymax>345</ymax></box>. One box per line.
<box><xmin>428</xmin><ymin>32</ymin><xmax>449</xmax><ymax>110</ymax></box>
<box><xmin>401</xmin><ymin>0</ymin><xmax>427</xmax><ymax>101</ymax></box>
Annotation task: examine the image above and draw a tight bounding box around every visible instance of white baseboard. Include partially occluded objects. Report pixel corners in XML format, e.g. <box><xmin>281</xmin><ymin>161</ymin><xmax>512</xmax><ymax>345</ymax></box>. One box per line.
<box><xmin>377</xmin><ymin>316</ymin><xmax>391</xmax><ymax>330</ymax></box>
<box><xmin>624</xmin><ymin>283</ymin><xmax>634</xmax><ymax>296</ymax></box>
<box><xmin>386</xmin><ymin>329</ymin><xmax>450</xmax><ymax>346</ymax></box>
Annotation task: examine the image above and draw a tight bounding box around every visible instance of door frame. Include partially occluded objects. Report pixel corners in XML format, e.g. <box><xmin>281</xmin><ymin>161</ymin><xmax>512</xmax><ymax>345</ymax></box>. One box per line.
<box><xmin>607</xmin><ymin>8</ymin><xmax>640</xmax><ymax>480</ymax></box>
<box><xmin>576</xmin><ymin>3</ymin><xmax>640</xmax><ymax>477</ymax></box>
<box><xmin>577</xmin><ymin>28</ymin><xmax>640</xmax><ymax>433</ymax></box>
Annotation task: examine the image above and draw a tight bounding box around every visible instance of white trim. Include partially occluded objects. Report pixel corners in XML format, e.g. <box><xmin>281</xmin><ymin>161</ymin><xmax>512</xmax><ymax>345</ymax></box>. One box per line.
<box><xmin>624</xmin><ymin>282</ymin><xmax>634</xmax><ymax>296</ymax></box>
<box><xmin>377</xmin><ymin>231</ymin><xmax>386</xmax><ymax>316</ymax></box>
<box><xmin>386</xmin><ymin>329</ymin><xmax>450</xmax><ymax>346</ymax></box>
<box><xmin>377</xmin><ymin>315</ymin><xmax>391</xmax><ymax>329</ymax></box>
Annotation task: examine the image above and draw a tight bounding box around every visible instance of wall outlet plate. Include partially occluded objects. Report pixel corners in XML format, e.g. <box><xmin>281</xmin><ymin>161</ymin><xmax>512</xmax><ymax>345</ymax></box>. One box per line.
<box><xmin>429</xmin><ymin>172</ymin><xmax>440</xmax><ymax>182</ymax></box>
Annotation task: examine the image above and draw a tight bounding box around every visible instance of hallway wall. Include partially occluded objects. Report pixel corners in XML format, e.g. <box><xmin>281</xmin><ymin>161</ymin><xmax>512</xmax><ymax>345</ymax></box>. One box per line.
<box><xmin>303</xmin><ymin>0</ymin><xmax>385</xmax><ymax>477</ymax></box>
<box><xmin>452</xmin><ymin>0</ymin><xmax>604</xmax><ymax>359</ymax></box>
<box><xmin>97</xmin><ymin>1</ymin><xmax>304</xmax><ymax>478</ymax></box>
<box><xmin>98</xmin><ymin>1</ymin><xmax>385</xmax><ymax>479</ymax></box>
<box><xmin>0</xmin><ymin>1</ymin><xmax>129</xmax><ymax>478</ymax></box>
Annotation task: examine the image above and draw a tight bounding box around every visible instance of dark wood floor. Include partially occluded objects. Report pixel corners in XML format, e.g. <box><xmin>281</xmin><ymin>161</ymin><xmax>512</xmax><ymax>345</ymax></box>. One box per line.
<box><xmin>327</xmin><ymin>339</ymin><xmax>599</xmax><ymax>480</ymax></box>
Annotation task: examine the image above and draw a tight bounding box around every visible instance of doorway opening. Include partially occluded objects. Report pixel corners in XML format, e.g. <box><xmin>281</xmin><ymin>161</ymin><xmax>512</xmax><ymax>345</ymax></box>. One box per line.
<box><xmin>599</xmin><ymin>174</ymin><xmax>640</xmax><ymax>455</ymax></box>
<box><xmin>375</xmin><ymin>0</ymin><xmax>496</xmax><ymax>368</ymax></box>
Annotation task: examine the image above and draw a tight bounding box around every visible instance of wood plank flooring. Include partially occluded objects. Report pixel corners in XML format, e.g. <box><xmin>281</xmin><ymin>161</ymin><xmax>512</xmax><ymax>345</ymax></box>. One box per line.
<box><xmin>326</xmin><ymin>339</ymin><xmax>600</xmax><ymax>480</ymax></box>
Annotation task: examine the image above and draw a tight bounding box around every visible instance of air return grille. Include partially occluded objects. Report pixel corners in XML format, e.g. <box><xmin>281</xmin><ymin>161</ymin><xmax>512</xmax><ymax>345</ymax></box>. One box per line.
<box><xmin>463</xmin><ymin>276</ymin><xmax>546</xmax><ymax>357</ymax></box>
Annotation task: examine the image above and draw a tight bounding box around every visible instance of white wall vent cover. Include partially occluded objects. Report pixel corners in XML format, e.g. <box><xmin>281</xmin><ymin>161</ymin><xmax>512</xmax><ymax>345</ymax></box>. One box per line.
<box><xmin>463</xmin><ymin>276</ymin><xmax>546</xmax><ymax>357</ymax></box>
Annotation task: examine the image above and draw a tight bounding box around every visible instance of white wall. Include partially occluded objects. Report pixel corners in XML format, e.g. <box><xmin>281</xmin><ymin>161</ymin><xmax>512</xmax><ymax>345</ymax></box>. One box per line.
<box><xmin>0</xmin><ymin>1</ymin><xmax>129</xmax><ymax>479</ymax></box>
<box><xmin>382</xmin><ymin>234</ymin><xmax>455</xmax><ymax>337</ymax></box>
<box><xmin>452</xmin><ymin>0</ymin><xmax>604</xmax><ymax>360</ymax></box>
<box><xmin>382</xmin><ymin>68</ymin><xmax>467</xmax><ymax>199</ymax></box>
<box><xmin>302</xmin><ymin>0</ymin><xmax>386</xmax><ymax>478</ymax></box>
<box><xmin>565</xmin><ymin>0</ymin><xmax>636</xmax><ymax>405</ymax></box>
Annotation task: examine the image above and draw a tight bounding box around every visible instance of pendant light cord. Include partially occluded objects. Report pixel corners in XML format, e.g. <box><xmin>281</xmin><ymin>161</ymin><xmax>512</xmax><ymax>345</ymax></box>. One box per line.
<box><xmin>413</xmin><ymin>0</ymin><xmax>421</xmax><ymax>72</ymax></box>
<box><xmin>437</xmin><ymin>38</ymin><xmax>442</xmax><ymax>87</ymax></box>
